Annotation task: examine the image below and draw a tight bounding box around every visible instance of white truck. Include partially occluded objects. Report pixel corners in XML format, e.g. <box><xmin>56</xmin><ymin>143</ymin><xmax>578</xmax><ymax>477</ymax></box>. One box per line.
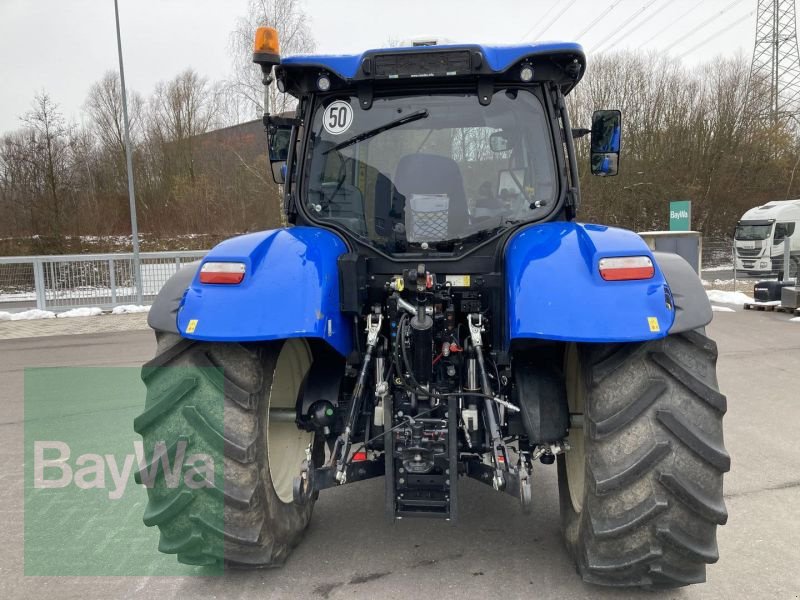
<box><xmin>734</xmin><ymin>200</ymin><xmax>800</xmax><ymax>277</ymax></box>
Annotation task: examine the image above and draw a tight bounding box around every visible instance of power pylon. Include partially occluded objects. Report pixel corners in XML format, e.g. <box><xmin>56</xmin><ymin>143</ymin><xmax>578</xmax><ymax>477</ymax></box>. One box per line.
<box><xmin>750</xmin><ymin>0</ymin><xmax>800</xmax><ymax>124</ymax></box>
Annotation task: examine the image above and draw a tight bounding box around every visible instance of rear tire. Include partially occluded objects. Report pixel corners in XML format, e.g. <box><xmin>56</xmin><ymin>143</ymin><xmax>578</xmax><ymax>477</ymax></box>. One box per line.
<box><xmin>558</xmin><ymin>330</ymin><xmax>730</xmax><ymax>589</ymax></box>
<box><xmin>135</xmin><ymin>332</ymin><xmax>316</xmax><ymax>567</ymax></box>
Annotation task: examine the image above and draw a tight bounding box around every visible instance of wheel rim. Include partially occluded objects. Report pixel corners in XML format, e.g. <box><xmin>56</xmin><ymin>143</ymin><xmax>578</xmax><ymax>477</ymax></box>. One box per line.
<box><xmin>266</xmin><ymin>339</ymin><xmax>314</xmax><ymax>504</ymax></box>
<box><xmin>564</xmin><ymin>344</ymin><xmax>586</xmax><ymax>514</ymax></box>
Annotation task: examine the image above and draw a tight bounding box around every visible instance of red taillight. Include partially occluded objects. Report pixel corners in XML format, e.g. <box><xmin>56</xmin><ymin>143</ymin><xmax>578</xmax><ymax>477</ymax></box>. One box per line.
<box><xmin>352</xmin><ymin>451</ymin><xmax>368</xmax><ymax>462</ymax></box>
<box><xmin>599</xmin><ymin>256</ymin><xmax>655</xmax><ymax>281</ymax></box>
<box><xmin>199</xmin><ymin>262</ymin><xmax>246</xmax><ymax>284</ymax></box>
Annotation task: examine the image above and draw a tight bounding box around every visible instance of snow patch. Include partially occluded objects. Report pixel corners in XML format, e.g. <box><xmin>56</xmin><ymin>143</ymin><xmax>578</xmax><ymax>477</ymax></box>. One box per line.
<box><xmin>0</xmin><ymin>291</ymin><xmax>37</xmax><ymax>302</ymax></box>
<box><xmin>0</xmin><ymin>309</ymin><xmax>56</xmax><ymax>321</ymax></box>
<box><xmin>712</xmin><ymin>306</ymin><xmax>736</xmax><ymax>313</ymax></box>
<box><xmin>111</xmin><ymin>305</ymin><xmax>151</xmax><ymax>315</ymax></box>
<box><xmin>791</xmin><ymin>317</ymin><xmax>800</xmax><ymax>323</ymax></box>
<box><xmin>702</xmin><ymin>264</ymin><xmax>734</xmax><ymax>272</ymax></box>
<box><xmin>702</xmin><ymin>279</ymin><xmax>736</xmax><ymax>288</ymax></box>
<box><xmin>706</xmin><ymin>290</ymin><xmax>754</xmax><ymax>306</ymax></box>
<box><xmin>56</xmin><ymin>307</ymin><xmax>103</xmax><ymax>318</ymax></box>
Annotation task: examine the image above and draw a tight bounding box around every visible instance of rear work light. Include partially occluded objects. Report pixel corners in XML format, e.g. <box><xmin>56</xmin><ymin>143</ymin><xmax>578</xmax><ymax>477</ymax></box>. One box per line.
<box><xmin>599</xmin><ymin>256</ymin><xmax>655</xmax><ymax>281</ymax></box>
<box><xmin>199</xmin><ymin>262</ymin><xmax>246</xmax><ymax>284</ymax></box>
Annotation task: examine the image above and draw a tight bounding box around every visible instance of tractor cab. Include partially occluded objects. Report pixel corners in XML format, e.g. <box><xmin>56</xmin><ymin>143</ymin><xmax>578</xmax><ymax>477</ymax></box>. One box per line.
<box><xmin>258</xmin><ymin>38</ymin><xmax>621</xmax><ymax>257</ymax></box>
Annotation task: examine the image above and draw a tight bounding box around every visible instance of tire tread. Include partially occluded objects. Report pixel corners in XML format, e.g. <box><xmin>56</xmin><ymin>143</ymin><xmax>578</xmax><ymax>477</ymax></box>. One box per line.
<box><xmin>136</xmin><ymin>333</ymin><xmax>314</xmax><ymax>569</ymax></box>
<box><xmin>560</xmin><ymin>330</ymin><xmax>728</xmax><ymax>589</ymax></box>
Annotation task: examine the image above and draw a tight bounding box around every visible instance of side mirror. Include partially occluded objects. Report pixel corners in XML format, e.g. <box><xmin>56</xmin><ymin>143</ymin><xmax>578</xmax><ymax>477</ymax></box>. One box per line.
<box><xmin>267</xmin><ymin>124</ymin><xmax>291</xmax><ymax>185</ymax></box>
<box><xmin>775</xmin><ymin>223</ymin><xmax>795</xmax><ymax>242</ymax></box>
<box><xmin>489</xmin><ymin>131</ymin><xmax>513</xmax><ymax>153</ymax></box>
<box><xmin>270</xmin><ymin>162</ymin><xmax>287</xmax><ymax>184</ymax></box>
<box><xmin>590</xmin><ymin>109</ymin><xmax>621</xmax><ymax>177</ymax></box>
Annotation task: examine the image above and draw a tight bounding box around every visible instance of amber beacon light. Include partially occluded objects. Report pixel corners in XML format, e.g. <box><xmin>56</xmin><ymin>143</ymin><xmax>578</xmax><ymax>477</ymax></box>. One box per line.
<box><xmin>253</xmin><ymin>26</ymin><xmax>281</xmax><ymax>68</ymax></box>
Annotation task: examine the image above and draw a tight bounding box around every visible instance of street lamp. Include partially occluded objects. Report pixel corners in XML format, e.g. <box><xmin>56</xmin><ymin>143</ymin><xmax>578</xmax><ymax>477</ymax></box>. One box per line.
<box><xmin>114</xmin><ymin>0</ymin><xmax>143</xmax><ymax>305</ymax></box>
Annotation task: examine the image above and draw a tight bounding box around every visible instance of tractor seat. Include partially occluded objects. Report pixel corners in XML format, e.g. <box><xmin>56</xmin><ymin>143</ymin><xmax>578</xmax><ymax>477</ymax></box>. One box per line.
<box><xmin>393</xmin><ymin>153</ymin><xmax>470</xmax><ymax>242</ymax></box>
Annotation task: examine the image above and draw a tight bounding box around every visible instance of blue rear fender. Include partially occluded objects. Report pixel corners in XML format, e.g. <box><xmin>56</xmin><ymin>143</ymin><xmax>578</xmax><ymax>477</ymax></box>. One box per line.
<box><xmin>177</xmin><ymin>227</ymin><xmax>352</xmax><ymax>356</ymax></box>
<box><xmin>506</xmin><ymin>222</ymin><xmax>676</xmax><ymax>344</ymax></box>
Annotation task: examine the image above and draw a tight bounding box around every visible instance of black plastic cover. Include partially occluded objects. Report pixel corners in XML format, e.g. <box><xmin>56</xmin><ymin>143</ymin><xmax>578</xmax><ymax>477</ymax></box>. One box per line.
<box><xmin>338</xmin><ymin>253</ymin><xmax>368</xmax><ymax>314</ymax></box>
<box><xmin>147</xmin><ymin>261</ymin><xmax>201</xmax><ymax>333</ymax></box>
<box><xmin>653</xmin><ymin>251</ymin><xmax>712</xmax><ymax>334</ymax></box>
<box><xmin>512</xmin><ymin>360</ymin><xmax>569</xmax><ymax>444</ymax></box>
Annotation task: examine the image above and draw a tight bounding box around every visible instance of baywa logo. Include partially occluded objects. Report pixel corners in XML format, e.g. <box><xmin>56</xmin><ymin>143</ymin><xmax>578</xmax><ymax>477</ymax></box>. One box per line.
<box><xmin>33</xmin><ymin>440</ymin><xmax>214</xmax><ymax>500</ymax></box>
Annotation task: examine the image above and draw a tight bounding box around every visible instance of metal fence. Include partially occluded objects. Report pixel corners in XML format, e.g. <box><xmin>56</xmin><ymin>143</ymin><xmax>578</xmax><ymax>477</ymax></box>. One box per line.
<box><xmin>702</xmin><ymin>237</ymin><xmax>798</xmax><ymax>283</ymax></box>
<box><xmin>0</xmin><ymin>251</ymin><xmax>206</xmax><ymax>312</ymax></box>
<box><xmin>701</xmin><ymin>238</ymin><xmax>735</xmax><ymax>272</ymax></box>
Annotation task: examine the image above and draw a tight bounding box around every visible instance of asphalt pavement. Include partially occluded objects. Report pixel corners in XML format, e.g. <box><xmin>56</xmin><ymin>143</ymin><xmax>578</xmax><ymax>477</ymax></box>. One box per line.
<box><xmin>1</xmin><ymin>309</ymin><xmax>799</xmax><ymax>599</ymax></box>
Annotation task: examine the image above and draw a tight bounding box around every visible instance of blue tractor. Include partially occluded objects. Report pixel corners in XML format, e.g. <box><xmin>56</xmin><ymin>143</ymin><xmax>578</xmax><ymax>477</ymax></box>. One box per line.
<box><xmin>136</xmin><ymin>28</ymin><xmax>728</xmax><ymax>589</ymax></box>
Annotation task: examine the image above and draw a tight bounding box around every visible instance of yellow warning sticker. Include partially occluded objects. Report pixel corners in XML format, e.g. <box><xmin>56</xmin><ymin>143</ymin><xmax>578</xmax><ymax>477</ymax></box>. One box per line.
<box><xmin>648</xmin><ymin>317</ymin><xmax>660</xmax><ymax>333</ymax></box>
<box><xmin>186</xmin><ymin>319</ymin><xmax>198</xmax><ymax>334</ymax></box>
<box><xmin>445</xmin><ymin>275</ymin><xmax>471</xmax><ymax>288</ymax></box>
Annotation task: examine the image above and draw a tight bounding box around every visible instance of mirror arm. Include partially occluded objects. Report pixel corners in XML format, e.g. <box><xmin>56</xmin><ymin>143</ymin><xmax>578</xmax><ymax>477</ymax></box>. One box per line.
<box><xmin>557</xmin><ymin>90</ymin><xmax>581</xmax><ymax>216</ymax></box>
<box><xmin>572</xmin><ymin>128</ymin><xmax>590</xmax><ymax>139</ymax></box>
<box><xmin>280</xmin><ymin>119</ymin><xmax>301</xmax><ymax>213</ymax></box>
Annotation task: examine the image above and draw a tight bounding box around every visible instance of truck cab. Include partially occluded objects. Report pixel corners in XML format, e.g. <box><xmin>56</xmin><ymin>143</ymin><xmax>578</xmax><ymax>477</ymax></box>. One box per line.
<box><xmin>735</xmin><ymin>200</ymin><xmax>800</xmax><ymax>277</ymax></box>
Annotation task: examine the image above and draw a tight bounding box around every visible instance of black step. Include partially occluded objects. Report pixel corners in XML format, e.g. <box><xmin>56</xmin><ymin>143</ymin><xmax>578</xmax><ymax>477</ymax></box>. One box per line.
<box><xmin>397</xmin><ymin>497</ymin><xmax>449</xmax><ymax>508</ymax></box>
<box><xmin>385</xmin><ymin>396</ymin><xmax>459</xmax><ymax>522</ymax></box>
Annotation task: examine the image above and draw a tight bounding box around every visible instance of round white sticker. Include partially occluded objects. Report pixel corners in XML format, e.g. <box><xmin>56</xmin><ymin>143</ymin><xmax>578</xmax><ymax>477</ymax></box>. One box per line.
<box><xmin>323</xmin><ymin>100</ymin><xmax>354</xmax><ymax>135</ymax></box>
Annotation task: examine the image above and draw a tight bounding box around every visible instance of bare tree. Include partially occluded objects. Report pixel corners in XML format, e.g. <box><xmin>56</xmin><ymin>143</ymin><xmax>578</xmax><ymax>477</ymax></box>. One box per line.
<box><xmin>21</xmin><ymin>93</ymin><xmax>73</xmax><ymax>242</ymax></box>
<box><xmin>228</xmin><ymin>0</ymin><xmax>316</xmax><ymax>119</ymax></box>
<box><xmin>569</xmin><ymin>52</ymin><xmax>798</xmax><ymax>236</ymax></box>
<box><xmin>149</xmin><ymin>69</ymin><xmax>218</xmax><ymax>142</ymax></box>
<box><xmin>0</xmin><ymin>130</ymin><xmax>40</xmax><ymax>234</ymax></box>
<box><xmin>145</xmin><ymin>69</ymin><xmax>221</xmax><ymax>185</ymax></box>
<box><xmin>84</xmin><ymin>71</ymin><xmax>144</xmax><ymax>157</ymax></box>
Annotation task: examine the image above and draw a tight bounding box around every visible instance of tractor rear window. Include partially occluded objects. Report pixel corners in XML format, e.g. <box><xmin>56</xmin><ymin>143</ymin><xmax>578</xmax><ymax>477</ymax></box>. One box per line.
<box><xmin>303</xmin><ymin>89</ymin><xmax>557</xmax><ymax>253</ymax></box>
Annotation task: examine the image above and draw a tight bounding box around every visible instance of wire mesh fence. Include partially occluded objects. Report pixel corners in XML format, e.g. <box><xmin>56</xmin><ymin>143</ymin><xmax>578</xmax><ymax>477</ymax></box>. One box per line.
<box><xmin>701</xmin><ymin>237</ymin><xmax>798</xmax><ymax>294</ymax></box>
<box><xmin>0</xmin><ymin>251</ymin><xmax>206</xmax><ymax>312</ymax></box>
<box><xmin>702</xmin><ymin>238</ymin><xmax>735</xmax><ymax>272</ymax></box>
<box><xmin>0</xmin><ymin>261</ymin><xmax>36</xmax><ymax>304</ymax></box>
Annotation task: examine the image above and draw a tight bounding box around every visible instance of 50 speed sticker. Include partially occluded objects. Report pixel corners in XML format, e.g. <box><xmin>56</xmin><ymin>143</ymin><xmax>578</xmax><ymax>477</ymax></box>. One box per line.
<box><xmin>323</xmin><ymin>100</ymin><xmax>354</xmax><ymax>135</ymax></box>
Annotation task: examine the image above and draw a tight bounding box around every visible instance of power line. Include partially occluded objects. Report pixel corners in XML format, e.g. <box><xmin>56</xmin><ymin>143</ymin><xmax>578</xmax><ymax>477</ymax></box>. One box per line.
<box><xmin>524</xmin><ymin>0</ymin><xmax>579</xmax><ymax>41</ymax></box>
<box><xmin>659</xmin><ymin>0</ymin><xmax>748</xmax><ymax>51</ymax></box>
<box><xmin>593</xmin><ymin>0</ymin><xmax>662</xmax><ymax>54</ymax></box>
<box><xmin>677</xmin><ymin>11</ymin><xmax>755</xmax><ymax>59</ymax></box>
<box><xmin>520</xmin><ymin>2</ymin><xmax>560</xmax><ymax>42</ymax></box>
<box><xmin>576</xmin><ymin>1</ymin><xmax>625</xmax><ymax>41</ymax></box>
<box><xmin>613</xmin><ymin>0</ymin><xmax>678</xmax><ymax>45</ymax></box>
<box><xmin>643</xmin><ymin>1</ymin><xmax>706</xmax><ymax>47</ymax></box>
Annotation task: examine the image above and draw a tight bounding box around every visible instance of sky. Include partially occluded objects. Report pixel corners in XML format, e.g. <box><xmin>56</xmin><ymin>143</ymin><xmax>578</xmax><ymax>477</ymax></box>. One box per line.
<box><xmin>0</xmin><ymin>0</ymin><xmax>774</xmax><ymax>133</ymax></box>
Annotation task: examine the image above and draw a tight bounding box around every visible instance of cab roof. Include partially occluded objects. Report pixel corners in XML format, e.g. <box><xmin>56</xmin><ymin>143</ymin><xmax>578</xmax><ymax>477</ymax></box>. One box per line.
<box><xmin>740</xmin><ymin>200</ymin><xmax>800</xmax><ymax>222</ymax></box>
<box><xmin>276</xmin><ymin>42</ymin><xmax>586</xmax><ymax>97</ymax></box>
